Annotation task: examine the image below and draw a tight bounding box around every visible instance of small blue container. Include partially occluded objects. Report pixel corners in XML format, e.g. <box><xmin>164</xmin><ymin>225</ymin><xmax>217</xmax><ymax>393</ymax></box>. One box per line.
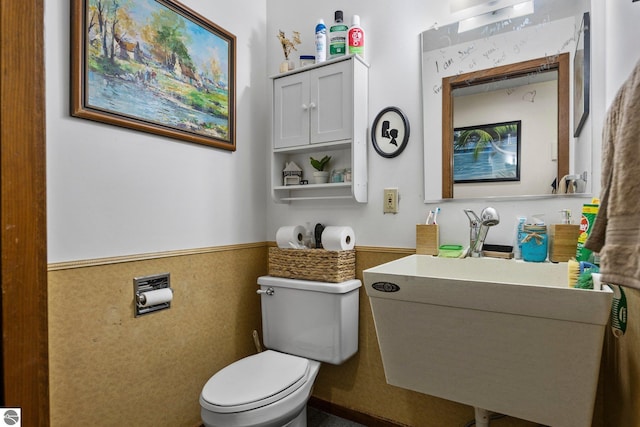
<box><xmin>521</xmin><ymin>225</ymin><xmax>548</xmax><ymax>262</ymax></box>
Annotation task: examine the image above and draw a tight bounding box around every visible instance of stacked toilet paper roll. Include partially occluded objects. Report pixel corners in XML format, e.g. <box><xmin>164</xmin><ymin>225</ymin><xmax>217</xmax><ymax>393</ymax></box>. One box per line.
<box><xmin>321</xmin><ymin>226</ymin><xmax>355</xmax><ymax>251</ymax></box>
<box><xmin>276</xmin><ymin>225</ymin><xmax>306</xmax><ymax>248</ymax></box>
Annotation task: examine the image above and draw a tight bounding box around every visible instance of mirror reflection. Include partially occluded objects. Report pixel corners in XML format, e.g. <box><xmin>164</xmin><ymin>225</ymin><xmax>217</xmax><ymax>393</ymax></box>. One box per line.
<box><xmin>421</xmin><ymin>0</ymin><xmax>591</xmax><ymax>200</ymax></box>
<box><xmin>444</xmin><ymin>55</ymin><xmax>568</xmax><ymax>198</ymax></box>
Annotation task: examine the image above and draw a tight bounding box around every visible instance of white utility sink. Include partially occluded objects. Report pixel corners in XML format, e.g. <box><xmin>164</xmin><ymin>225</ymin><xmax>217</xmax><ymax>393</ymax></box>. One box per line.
<box><xmin>363</xmin><ymin>255</ymin><xmax>613</xmax><ymax>427</ymax></box>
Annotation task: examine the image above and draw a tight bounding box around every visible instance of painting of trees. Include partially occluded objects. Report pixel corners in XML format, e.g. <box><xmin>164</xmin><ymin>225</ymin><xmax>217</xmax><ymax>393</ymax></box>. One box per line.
<box><xmin>453</xmin><ymin>121</ymin><xmax>521</xmax><ymax>182</ymax></box>
<box><xmin>454</xmin><ymin>123</ymin><xmax>519</xmax><ymax>161</ymax></box>
<box><xmin>143</xmin><ymin>8</ymin><xmax>192</xmax><ymax>70</ymax></box>
<box><xmin>73</xmin><ymin>0</ymin><xmax>236</xmax><ymax>150</ymax></box>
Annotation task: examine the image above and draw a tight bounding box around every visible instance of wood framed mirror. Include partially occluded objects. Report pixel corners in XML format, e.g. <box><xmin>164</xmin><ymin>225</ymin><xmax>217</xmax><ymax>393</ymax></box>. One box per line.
<box><xmin>441</xmin><ymin>53</ymin><xmax>569</xmax><ymax>199</ymax></box>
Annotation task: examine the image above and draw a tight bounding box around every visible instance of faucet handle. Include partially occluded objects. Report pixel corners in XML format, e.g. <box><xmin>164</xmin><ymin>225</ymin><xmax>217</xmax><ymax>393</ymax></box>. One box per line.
<box><xmin>464</xmin><ymin>209</ymin><xmax>480</xmax><ymax>225</ymax></box>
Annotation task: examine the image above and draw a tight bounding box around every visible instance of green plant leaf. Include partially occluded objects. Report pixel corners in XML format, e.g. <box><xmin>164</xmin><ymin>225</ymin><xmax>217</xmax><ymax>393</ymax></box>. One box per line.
<box><xmin>310</xmin><ymin>155</ymin><xmax>331</xmax><ymax>171</ymax></box>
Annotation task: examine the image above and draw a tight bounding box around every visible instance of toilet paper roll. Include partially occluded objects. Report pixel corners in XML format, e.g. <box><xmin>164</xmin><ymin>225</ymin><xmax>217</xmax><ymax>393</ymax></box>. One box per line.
<box><xmin>321</xmin><ymin>226</ymin><xmax>355</xmax><ymax>251</ymax></box>
<box><xmin>138</xmin><ymin>288</ymin><xmax>173</xmax><ymax>307</ymax></box>
<box><xmin>276</xmin><ymin>225</ymin><xmax>306</xmax><ymax>248</ymax></box>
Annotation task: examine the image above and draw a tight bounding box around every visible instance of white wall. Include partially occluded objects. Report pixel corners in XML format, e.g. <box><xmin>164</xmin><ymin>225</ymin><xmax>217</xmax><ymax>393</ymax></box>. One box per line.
<box><xmin>587</xmin><ymin>1</ymin><xmax>640</xmax><ymax>201</ymax></box>
<box><xmin>46</xmin><ymin>1</ymin><xmax>268</xmax><ymax>262</ymax></box>
<box><xmin>605</xmin><ymin>0</ymin><xmax>640</xmax><ymax>102</ymax></box>
<box><xmin>266</xmin><ymin>0</ymin><xmax>603</xmax><ymax>249</ymax></box>
<box><xmin>47</xmin><ymin>0</ymin><xmax>610</xmax><ymax>262</ymax></box>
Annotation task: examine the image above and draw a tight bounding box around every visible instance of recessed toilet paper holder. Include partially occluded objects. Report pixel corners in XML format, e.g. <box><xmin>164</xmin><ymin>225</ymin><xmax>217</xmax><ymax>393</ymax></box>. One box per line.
<box><xmin>134</xmin><ymin>272</ymin><xmax>172</xmax><ymax>317</ymax></box>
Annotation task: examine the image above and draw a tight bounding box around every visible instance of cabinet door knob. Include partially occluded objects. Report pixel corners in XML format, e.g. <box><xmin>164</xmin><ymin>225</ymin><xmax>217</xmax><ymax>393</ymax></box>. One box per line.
<box><xmin>309</xmin><ymin>102</ymin><xmax>317</xmax><ymax>109</ymax></box>
<box><xmin>302</xmin><ymin>104</ymin><xmax>309</xmax><ymax>110</ymax></box>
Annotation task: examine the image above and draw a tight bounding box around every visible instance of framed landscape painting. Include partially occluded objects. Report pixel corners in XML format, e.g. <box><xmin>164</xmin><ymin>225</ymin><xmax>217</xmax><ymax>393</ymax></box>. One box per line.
<box><xmin>453</xmin><ymin>120</ymin><xmax>521</xmax><ymax>183</ymax></box>
<box><xmin>71</xmin><ymin>0</ymin><xmax>236</xmax><ymax>151</ymax></box>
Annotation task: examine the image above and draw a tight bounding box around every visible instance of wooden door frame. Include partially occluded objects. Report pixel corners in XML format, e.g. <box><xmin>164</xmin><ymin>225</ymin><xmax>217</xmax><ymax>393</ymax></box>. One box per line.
<box><xmin>1</xmin><ymin>0</ymin><xmax>50</xmax><ymax>425</ymax></box>
<box><xmin>441</xmin><ymin>53</ymin><xmax>570</xmax><ymax>199</ymax></box>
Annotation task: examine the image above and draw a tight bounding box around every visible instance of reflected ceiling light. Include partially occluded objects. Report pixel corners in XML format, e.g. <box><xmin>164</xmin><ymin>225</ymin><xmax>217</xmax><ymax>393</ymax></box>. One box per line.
<box><xmin>450</xmin><ymin>0</ymin><xmax>497</xmax><ymax>14</ymax></box>
<box><xmin>450</xmin><ymin>0</ymin><xmax>527</xmax><ymax>16</ymax></box>
<box><xmin>457</xmin><ymin>0</ymin><xmax>534</xmax><ymax>33</ymax></box>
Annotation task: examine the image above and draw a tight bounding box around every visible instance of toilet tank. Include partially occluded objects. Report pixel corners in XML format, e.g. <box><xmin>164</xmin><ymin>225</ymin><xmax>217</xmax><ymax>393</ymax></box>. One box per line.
<box><xmin>257</xmin><ymin>276</ymin><xmax>361</xmax><ymax>365</ymax></box>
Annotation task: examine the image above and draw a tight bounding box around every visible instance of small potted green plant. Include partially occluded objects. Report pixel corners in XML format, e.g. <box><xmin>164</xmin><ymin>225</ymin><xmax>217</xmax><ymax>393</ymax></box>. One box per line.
<box><xmin>310</xmin><ymin>155</ymin><xmax>331</xmax><ymax>184</ymax></box>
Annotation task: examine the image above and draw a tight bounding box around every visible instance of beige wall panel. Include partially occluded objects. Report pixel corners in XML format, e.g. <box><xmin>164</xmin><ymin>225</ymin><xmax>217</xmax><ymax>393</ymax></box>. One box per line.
<box><xmin>48</xmin><ymin>246</ymin><xmax>267</xmax><ymax>427</ymax></box>
<box><xmin>48</xmin><ymin>245</ymin><xmax>635</xmax><ymax>426</ymax></box>
<box><xmin>603</xmin><ymin>288</ymin><xmax>640</xmax><ymax>427</ymax></box>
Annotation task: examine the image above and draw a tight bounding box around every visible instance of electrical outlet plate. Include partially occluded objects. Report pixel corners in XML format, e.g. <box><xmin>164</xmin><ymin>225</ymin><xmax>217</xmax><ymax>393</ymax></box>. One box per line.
<box><xmin>384</xmin><ymin>188</ymin><xmax>399</xmax><ymax>214</ymax></box>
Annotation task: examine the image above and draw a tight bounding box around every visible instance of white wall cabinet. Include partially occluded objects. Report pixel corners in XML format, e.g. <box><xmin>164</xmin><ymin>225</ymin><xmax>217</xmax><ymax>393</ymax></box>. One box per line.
<box><xmin>271</xmin><ymin>55</ymin><xmax>369</xmax><ymax>202</ymax></box>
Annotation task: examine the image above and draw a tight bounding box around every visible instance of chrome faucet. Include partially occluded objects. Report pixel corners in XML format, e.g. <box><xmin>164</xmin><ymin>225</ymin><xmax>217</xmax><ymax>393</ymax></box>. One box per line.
<box><xmin>463</xmin><ymin>207</ymin><xmax>500</xmax><ymax>257</ymax></box>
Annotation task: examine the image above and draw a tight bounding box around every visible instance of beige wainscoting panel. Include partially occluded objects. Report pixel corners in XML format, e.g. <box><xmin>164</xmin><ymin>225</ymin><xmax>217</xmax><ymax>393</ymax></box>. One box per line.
<box><xmin>602</xmin><ymin>287</ymin><xmax>640</xmax><ymax>427</ymax></box>
<box><xmin>48</xmin><ymin>245</ymin><xmax>267</xmax><ymax>427</ymax></box>
<box><xmin>49</xmin><ymin>244</ymin><xmax>619</xmax><ymax>427</ymax></box>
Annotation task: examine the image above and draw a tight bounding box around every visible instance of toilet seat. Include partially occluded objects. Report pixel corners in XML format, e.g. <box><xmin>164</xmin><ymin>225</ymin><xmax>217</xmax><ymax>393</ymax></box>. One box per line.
<box><xmin>200</xmin><ymin>350</ymin><xmax>310</xmax><ymax>414</ymax></box>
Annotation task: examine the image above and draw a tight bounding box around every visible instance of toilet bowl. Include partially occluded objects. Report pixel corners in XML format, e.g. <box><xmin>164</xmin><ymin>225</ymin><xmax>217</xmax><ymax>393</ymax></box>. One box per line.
<box><xmin>200</xmin><ymin>276</ymin><xmax>361</xmax><ymax>427</ymax></box>
<box><xmin>200</xmin><ymin>350</ymin><xmax>320</xmax><ymax>427</ymax></box>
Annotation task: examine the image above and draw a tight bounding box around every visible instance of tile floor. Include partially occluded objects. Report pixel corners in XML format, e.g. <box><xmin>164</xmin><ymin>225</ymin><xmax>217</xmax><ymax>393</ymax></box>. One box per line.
<box><xmin>307</xmin><ymin>406</ymin><xmax>365</xmax><ymax>427</ymax></box>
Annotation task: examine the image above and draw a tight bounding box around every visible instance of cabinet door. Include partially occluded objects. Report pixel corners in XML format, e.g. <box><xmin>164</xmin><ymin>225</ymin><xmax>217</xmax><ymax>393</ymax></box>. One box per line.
<box><xmin>310</xmin><ymin>60</ymin><xmax>353</xmax><ymax>144</ymax></box>
<box><xmin>273</xmin><ymin>72</ymin><xmax>310</xmax><ymax>149</ymax></box>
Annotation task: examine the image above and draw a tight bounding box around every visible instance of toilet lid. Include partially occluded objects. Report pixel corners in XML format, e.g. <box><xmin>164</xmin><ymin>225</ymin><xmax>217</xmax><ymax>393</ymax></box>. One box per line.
<box><xmin>201</xmin><ymin>350</ymin><xmax>310</xmax><ymax>413</ymax></box>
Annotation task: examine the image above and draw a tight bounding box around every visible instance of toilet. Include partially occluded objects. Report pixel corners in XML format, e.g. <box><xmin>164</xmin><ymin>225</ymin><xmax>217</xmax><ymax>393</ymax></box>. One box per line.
<box><xmin>199</xmin><ymin>275</ymin><xmax>361</xmax><ymax>427</ymax></box>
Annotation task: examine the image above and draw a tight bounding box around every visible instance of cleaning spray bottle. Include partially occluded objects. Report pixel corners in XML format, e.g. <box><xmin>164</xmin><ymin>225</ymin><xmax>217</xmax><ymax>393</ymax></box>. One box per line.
<box><xmin>315</xmin><ymin>19</ymin><xmax>327</xmax><ymax>63</ymax></box>
<box><xmin>576</xmin><ymin>198</ymin><xmax>600</xmax><ymax>261</ymax></box>
<box><xmin>347</xmin><ymin>15</ymin><xmax>365</xmax><ymax>60</ymax></box>
<box><xmin>329</xmin><ymin>10</ymin><xmax>348</xmax><ymax>59</ymax></box>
